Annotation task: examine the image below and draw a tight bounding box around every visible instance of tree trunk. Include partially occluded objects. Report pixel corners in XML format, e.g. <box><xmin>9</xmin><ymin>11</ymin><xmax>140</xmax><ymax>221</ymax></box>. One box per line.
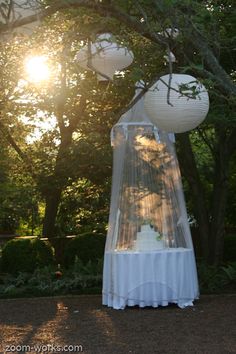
<box><xmin>41</xmin><ymin>127</ymin><xmax>74</xmax><ymax>238</ymax></box>
<box><xmin>42</xmin><ymin>188</ymin><xmax>62</xmax><ymax>238</ymax></box>
<box><xmin>208</xmin><ymin>131</ymin><xmax>229</xmax><ymax>265</ymax></box>
<box><xmin>177</xmin><ymin>133</ymin><xmax>210</xmax><ymax>261</ymax></box>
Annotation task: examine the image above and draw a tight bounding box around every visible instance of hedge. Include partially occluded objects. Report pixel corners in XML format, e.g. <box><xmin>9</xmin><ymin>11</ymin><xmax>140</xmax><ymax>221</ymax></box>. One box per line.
<box><xmin>64</xmin><ymin>233</ymin><xmax>106</xmax><ymax>267</ymax></box>
<box><xmin>1</xmin><ymin>238</ymin><xmax>55</xmax><ymax>274</ymax></box>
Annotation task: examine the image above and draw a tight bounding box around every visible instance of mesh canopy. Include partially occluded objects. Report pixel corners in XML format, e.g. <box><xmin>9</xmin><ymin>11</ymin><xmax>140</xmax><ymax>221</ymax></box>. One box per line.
<box><xmin>105</xmin><ymin>88</ymin><xmax>193</xmax><ymax>252</ymax></box>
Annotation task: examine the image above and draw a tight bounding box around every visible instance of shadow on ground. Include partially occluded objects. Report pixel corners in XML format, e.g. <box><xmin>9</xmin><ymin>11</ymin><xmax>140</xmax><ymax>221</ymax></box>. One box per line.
<box><xmin>0</xmin><ymin>294</ymin><xmax>235</xmax><ymax>353</ymax></box>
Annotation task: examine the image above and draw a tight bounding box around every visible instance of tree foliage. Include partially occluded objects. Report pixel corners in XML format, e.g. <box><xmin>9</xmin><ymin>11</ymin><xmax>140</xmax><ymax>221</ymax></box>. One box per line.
<box><xmin>0</xmin><ymin>0</ymin><xmax>235</xmax><ymax>265</ymax></box>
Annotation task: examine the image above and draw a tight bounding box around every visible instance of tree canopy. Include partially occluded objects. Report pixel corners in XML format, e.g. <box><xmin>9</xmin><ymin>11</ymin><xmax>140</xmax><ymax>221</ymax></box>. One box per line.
<box><xmin>0</xmin><ymin>0</ymin><xmax>235</xmax><ymax>265</ymax></box>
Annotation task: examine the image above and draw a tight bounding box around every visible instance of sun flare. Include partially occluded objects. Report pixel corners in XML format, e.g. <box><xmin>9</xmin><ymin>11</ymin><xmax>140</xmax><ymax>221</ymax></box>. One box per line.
<box><xmin>25</xmin><ymin>55</ymin><xmax>50</xmax><ymax>83</ymax></box>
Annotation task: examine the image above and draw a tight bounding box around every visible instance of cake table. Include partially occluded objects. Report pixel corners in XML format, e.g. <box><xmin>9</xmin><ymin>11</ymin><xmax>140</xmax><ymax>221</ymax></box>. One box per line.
<box><xmin>102</xmin><ymin>248</ymin><xmax>199</xmax><ymax>310</ymax></box>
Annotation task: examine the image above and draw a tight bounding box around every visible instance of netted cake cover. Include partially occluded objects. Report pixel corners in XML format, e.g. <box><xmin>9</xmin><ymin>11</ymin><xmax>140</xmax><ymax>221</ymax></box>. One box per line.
<box><xmin>105</xmin><ymin>87</ymin><xmax>193</xmax><ymax>252</ymax></box>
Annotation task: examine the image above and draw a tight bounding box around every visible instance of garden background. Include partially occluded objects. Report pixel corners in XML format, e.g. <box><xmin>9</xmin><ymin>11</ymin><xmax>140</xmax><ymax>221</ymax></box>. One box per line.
<box><xmin>0</xmin><ymin>0</ymin><xmax>235</xmax><ymax>298</ymax></box>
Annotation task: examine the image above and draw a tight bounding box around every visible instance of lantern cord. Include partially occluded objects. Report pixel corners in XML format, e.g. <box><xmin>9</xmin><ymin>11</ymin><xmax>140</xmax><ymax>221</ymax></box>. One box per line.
<box><xmin>166</xmin><ymin>44</ymin><xmax>174</xmax><ymax>107</ymax></box>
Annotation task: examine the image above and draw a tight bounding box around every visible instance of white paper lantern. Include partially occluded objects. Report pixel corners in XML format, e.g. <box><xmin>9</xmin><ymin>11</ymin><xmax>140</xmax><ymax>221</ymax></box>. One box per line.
<box><xmin>144</xmin><ymin>74</ymin><xmax>209</xmax><ymax>133</ymax></box>
<box><xmin>76</xmin><ymin>33</ymin><xmax>134</xmax><ymax>81</ymax></box>
<box><xmin>0</xmin><ymin>0</ymin><xmax>41</xmax><ymax>37</ymax></box>
<box><xmin>163</xmin><ymin>28</ymin><xmax>179</xmax><ymax>39</ymax></box>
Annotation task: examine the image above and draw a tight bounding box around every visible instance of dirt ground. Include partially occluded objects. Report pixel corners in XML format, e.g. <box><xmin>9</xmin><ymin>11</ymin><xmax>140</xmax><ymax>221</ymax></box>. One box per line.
<box><xmin>0</xmin><ymin>294</ymin><xmax>235</xmax><ymax>354</ymax></box>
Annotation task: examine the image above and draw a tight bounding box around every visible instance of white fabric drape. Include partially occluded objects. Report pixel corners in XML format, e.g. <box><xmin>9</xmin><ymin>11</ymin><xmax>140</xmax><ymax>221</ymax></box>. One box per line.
<box><xmin>103</xmin><ymin>249</ymin><xmax>199</xmax><ymax>309</ymax></box>
<box><xmin>103</xmin><ymin>87</ymin><xmax>199</xmax><ymax>309</ymax></box>
<box><xmin>106</xmin><ymin>125</ymin><xmax>193</xmax><ymax>251</ymax></box>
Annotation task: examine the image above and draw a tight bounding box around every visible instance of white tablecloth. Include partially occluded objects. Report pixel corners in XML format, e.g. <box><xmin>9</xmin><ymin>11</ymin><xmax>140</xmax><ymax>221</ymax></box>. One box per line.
<box><xmin>102</xmin><ymin>248</ymin><xmax>199</xmax><ymax>309</ymax></box>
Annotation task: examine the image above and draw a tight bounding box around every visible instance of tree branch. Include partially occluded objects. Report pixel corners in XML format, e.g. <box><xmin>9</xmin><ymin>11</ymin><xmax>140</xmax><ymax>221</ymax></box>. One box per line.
<box><xmin>68</xmin><ymin>95</ymin><xmax>87</xmax><ymax>133</ymax></box>
<box><xmin>0</xmin><ymin>0</ymin><xmax>165</xmax><ymax>45</ymax></box>
<box><xmin>112</xmin><ymin>73</ymin><xmax>165</xmax><ymax>122</ymax></box>
<box><xmin>186</xmin><ymin>20</ymin><xmax>236</xmax><ymax>96</ymax></box>
<box><xmin>1</xmin><ymin>0</ymin><xmax>235</xmax><ymax>97</ymax></box>
<box><xmin>196</xmin><ymin>127</ymin><xmax>215</xmax><ymax>156</ymax></box>
<box><xmin>0</xmin><ymin>119</ymin><xmax>36</xmax><ymax>179</ymax></box>
<box><xmin>86</xmin><ymin>38</ymin><xmax>112</xmax><ymax>82</ymax></box>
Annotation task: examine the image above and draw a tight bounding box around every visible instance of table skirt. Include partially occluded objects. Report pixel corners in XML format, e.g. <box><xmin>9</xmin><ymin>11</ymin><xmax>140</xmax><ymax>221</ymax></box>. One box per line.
<box><xmin>102</xmin><ymin>248</ymin><xmax>199</xmax><ymax>309</ymax></box>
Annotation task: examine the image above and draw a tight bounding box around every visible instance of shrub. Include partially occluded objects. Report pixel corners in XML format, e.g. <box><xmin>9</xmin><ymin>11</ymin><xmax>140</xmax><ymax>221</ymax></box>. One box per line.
<box><xmin>224</xmin><ymin>235</ymin><xmax>236</xmax><ymax>262</ymax></box>
<box><xmin>64</xmin><ymin>233</ymin><xmax>106</xmax><ymax>267</ymax></box>
<box><xmin>197</xmin><ymin>261</ymin><xmax>236</xmax><ymax>293</ymax></box>
<box><xmin>0</xmin><ymin>258</ymin><xmax>103</xmax><ymax>298</ymax></box>
<box><xmin>32</xmin><ymin>239</ymin><xmax>55</xmax><ymax>268</ymax></box>
<box><xmin>1</xmin><ymin>238</ymin><xmax>55</xmax><ymax>274</ymax></box>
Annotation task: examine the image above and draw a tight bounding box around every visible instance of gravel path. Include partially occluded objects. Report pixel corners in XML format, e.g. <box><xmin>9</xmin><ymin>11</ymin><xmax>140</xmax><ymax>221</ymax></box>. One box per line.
<box><xmin>0</xmin><ymin>294</ymin><xmax>236</xmax><ymax>354</ymax></box>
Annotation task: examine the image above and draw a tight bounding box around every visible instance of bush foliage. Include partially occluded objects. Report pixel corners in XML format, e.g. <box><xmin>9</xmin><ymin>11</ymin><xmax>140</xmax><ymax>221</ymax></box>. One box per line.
<box><xmin>197</xmin><ymin>261</ymin><xmax>236</xmax><ymax>293</ymax></box>
<box><xmin>1</xmin><ymin>238</ymin><xmax>55</xmax><ymax>274</ymax></box>
<box><xmin>223</xmin><ymin>235</ymin><xmax>236</xmax><ymax>262</ymax></box>
<box><xmin>0</xmin><ymin>257</ymin><xmax>103</xmax><ymax>298</ymax></box>
<box><xmin>64</xmin><ymin>233</ymin><xmax>106</xmax><ymax>267</ymax></box>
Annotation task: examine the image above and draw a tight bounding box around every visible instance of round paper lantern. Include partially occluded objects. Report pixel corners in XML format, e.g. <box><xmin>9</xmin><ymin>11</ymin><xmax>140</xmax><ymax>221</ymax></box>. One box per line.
<box><xmin>0</xmin><ymin>0</ymin><xmax>41</xmax><ymax>37</ymax></box>
<box><xmin>144</xmin><ymin>74</ymin><xmax>209</xmax><ymax>133</ymax></box>
<box><xmin>163</xmin><ymin>28</ymin><xmax>179</xmax><ymax>39</ymax></box>
<box><xmin>76</xmin><ymin>33</ymin><xmax>134</xmax><ymax>81</ymax></box>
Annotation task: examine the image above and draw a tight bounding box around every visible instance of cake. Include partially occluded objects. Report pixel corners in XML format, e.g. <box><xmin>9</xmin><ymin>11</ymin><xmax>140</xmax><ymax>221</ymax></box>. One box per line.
<box><xmin>135</xmin><ymin>224</ymin><xmax>164</xmax><ymax>251</ymax></box>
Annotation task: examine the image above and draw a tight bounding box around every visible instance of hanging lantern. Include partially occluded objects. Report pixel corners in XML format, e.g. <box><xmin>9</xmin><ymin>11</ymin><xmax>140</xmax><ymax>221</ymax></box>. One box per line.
<box><xmin>0</xmin><ymin>0</ymin><xmax>41</xmax><ymax>38</ymax></box>
<box><xmin>76</xmin><ymin>33</ymin><xmax>134</xmax><ymax>81</ymax></box>
<box><xmin>159</xmin><ymin>28</ymin><xmax>179</xmax><ymax>39</ymax></box>
<box><xmin>163</xmin><ymin>28</ymin><xmax>179</xmax><ymax>39</ymax></box>
<box><xmin>144</xmin><ymin>74</ymin><xmax>209</xmax><ymax>133</ymax></box>
<box><xmin>163</xmin><ymin>51</ymin><xmax>176</xmax><ymax>63</ymax></box>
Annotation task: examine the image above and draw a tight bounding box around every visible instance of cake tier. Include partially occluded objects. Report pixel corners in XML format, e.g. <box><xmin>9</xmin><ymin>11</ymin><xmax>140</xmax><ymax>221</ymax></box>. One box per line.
<box><xmin>136</xmin><ymin>239</ymin><xmax>164</xmax><ymax>251</ymax></box>
<box><xmin>136</xmin><ymin>229</ymin><xmax>164</xmax><ymax>251</ymax></box>
<box><xmin>140</xmin><ymin>224</ymin><xmax>153</xmax><ymax>232</ymax></box>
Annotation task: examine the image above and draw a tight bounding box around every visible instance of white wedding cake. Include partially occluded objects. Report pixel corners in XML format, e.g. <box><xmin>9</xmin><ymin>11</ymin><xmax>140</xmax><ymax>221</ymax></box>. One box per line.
<box><xmin>135</xmin><ymin>224</ymin><xmax>164</xmax><ymax>251</ymax></box>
